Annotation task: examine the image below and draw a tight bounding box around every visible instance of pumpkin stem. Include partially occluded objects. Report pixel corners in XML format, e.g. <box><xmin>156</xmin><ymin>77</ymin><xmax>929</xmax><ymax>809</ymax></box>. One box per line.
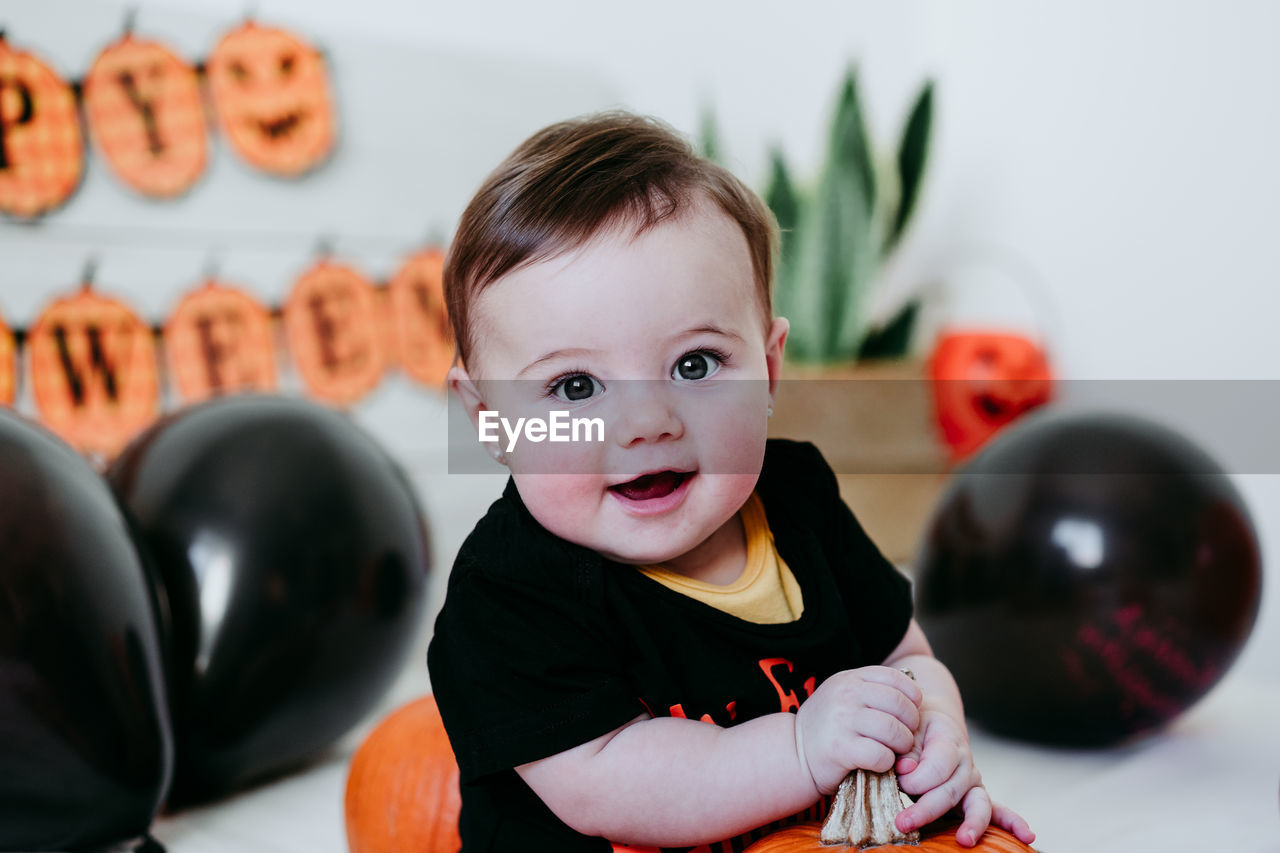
<box><xmin>819</xmin><ymin>768</ymin><xmax>919</xmax><ymax>848</ymax></box>
<box><xmin>820</xmin><ymin>668</ymin><xmax>920</xmax><ymax>848</ymax></box>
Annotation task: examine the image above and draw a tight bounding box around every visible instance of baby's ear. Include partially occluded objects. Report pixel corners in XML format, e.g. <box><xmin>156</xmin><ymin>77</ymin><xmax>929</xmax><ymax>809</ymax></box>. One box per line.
<box><xmin>765</xmin><ymin>316</ymin><xmax>790</xmax><ymax>398</ymax></box>
<box><xmin>448</xmin><ymin>365</ymin><xmax>488</xmax><ymax>429</ymax></box>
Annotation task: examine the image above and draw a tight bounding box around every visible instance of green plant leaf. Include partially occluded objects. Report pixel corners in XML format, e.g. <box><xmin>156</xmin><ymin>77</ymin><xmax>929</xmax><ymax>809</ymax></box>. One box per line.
<box><xmin>785</xmin><ymin>68</ymin><xmax>879</xmax><ymax>362</ymax></box>
<box><xmin>767</xmin><ymin>68</ymin><xmax>934</xmax><ymax>364</ymax></box>
<box><xmin>824</xmin><ymin>67</ymin><xmax>878</xmax><ymax>360</ymax></box>
<box><xmin>885</xmin><ymin>80</ymin><xmax>933</xmax><ymax>253</ymax></box>
<box><xmin>856</xmin><ymin>298</ymin><xmax>921</xmax><ymax>360</ymax></box>
<box><xmin>836</xmin><ymin>68</ymin><xmax>878</xmax><ymax>221</ymax></box>
<box><xmin>698</xmin><ymin>103</ymin><xmax>723</xmax><ymax>164</ymax></box>
<box><xmin>765</xmin><ymin>148</ymin><xmax>801</xmax><ymax>331</ymax></box>
<box><xmin>765</xmin><ymin>147</ymin><xmax>800</xmax><ymax>240</ymax></box>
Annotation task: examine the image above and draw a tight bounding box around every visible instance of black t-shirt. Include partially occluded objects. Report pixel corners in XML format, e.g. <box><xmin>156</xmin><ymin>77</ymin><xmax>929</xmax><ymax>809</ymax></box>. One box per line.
<box><xmin>427</xmin><ymin>439</ymin><xmax>914</xmax><ymax>852</ymax></box>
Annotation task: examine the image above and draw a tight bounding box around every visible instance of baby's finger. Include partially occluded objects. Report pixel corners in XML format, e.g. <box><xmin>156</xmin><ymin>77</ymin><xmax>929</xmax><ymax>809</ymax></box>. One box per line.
<box><xmin>895</xmin><ymin>725</ymin><xmax>925</xmax><ymax>776</ymax></box>
<box><xmin>858</xmin><ymin>682</ymin><xmax>922</xmax><ymax>731</ymax></box>
<box><xmin>850</xmin><ymin>708</ymin><xmax>916</xmax><ymax>756</ymax></box>
<box><xmin>844</xmin><ymin>736</ymin><xmax>897</xmax><ymax>776</ymax></box>
<box><xmin>893</xmin><ymin>770</ymin><xmax>968</xmax><ymax>834</ymax></box>
<box><xmin>861</xmin><ymin>666</ymin><xmax>924</xmax><ymax>706</ymax></box>
<box><xmin>895</xmin><ymin>739</ymin><xmax>961</xmax><ymax>797</ymax></box>
<box><xmin>991</xmin><ymin>803</ymin><xmax>1036</xmax><ymax>845</ymax></box>
<box><xmin>954</xmin><ymin>786</ymin><xmax>993</xmax><ymax>848</ymax></box>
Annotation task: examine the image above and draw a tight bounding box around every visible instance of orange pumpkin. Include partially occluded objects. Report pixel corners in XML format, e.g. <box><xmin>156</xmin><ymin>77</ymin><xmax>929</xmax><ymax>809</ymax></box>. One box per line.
<box><xmin>928</xmin><ymin>330</ymin><xmax>1053</xmax><ymax>462</ymax></box>
<box><xmin>0</xmin><ymin>311</ymin><xmax>14</xmax><ymax>406</ymax></box>
<box><xmin>164</xmin><ymin>280</ymin><xmax>277</xmax><ymax>402</ymax></box>
<box><xmin>345</xmin><ymin>695</ymin><xmax>462</xmax><ymax>853</ymax></box>
<box><xmin>388</xmin><ymin>248</ymin><xmax>453</xmax><ymax>390</ymax></box>
<box><xmin>0</xmin><ymin>33</ymin><xmax>84</xmax><ymax>218</ymax></box>
<box><xmin>83</xmin><ymin>33</ymin><xmax>208</xmax><ymax>198</ymax></box>
<box><xmin>284</xmin><ymin>260</ymin><xmax>385</xmax><ymax>405</ymax></box>
<box><xmin>743</xmin><ymin>819</ymin><xmax>1033</xmax><ymax>853</ymax></box>
<box><xmin>205</xmin><ymin>21</ymin><xmax>335</xmax><ymax>176</ymax></box>
<box><xmin>27</xmin><ymin>286</ymin><xmax>160</xmax><ymax>459</ymax></box>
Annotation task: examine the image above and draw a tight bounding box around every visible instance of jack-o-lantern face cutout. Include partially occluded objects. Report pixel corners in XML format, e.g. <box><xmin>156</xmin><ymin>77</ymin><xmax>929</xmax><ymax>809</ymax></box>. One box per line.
<box><xmin>285</xmin><ymin>261</ymin><xmax>384</xmax><ymax>405</ymax></box>
<box><xmin>206</xmin><ymin>22</ymin><xmax>335</xmax><ymax>176</ymax></box>
<box><xmin>0</xmin><ymin>312</ymin><xmax>14</xmax><ymax>406</ymax></box>
<box><xmin>389</xmin><ymin>249</ymin><xmax>453</xmax><ymax>390</ymax></box>
<box><xmin>165</xmin><ymin>282</ymin><xmax>277</xmax><ymax>402</ymax></box>
<box><xmin>929</xmin><ymin>330</ymin><xmax>1054</xmax><ymax>461</ymax></box>
<box><xmin>83</xmin><ymin>34</ymin><xmax>207</xmax><ymax>198</ymax></box>
<box><xmin>0</xmin><ymin>35</ymin><xmax>84</xmax><ymax>218</ymax></box>
<box><xmin>28</xmin><ymin>287</ymin><xmax>160</xmax><ymax>459</ymax></box>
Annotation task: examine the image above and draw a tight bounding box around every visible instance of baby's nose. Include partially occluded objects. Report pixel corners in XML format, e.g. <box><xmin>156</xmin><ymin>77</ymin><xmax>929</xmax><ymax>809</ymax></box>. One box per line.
<box><xmin>612</xmin><ymin>383</ymin><xmax>684</xmax><ymax>447</ymax></box>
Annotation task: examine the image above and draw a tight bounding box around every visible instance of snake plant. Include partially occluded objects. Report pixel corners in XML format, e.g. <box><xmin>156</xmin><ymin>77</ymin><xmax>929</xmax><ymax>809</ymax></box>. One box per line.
<box><xmin>766</xmin><ymin>70</ymin><xmax>933</xmax><ymax>363</ymax></box>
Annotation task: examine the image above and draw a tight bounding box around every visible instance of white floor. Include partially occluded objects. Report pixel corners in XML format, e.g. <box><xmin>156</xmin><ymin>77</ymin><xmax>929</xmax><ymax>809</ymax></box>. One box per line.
<box><xmin>151</xmin><ymin>448</ymin><xmax>1280</xmax><ymax>852</ymax></box>
<box><xmin>150</xmin><ymin>676</ymin><xmax>1280</xmax><ymax>852</ymax></box>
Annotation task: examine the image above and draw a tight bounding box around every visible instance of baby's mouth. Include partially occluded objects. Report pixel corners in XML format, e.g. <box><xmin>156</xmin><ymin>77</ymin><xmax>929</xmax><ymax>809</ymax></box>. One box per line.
<box><xmin>609</xmin><ymin>470</ymin><xmax>693</xmax><ymax>501</ymax></box>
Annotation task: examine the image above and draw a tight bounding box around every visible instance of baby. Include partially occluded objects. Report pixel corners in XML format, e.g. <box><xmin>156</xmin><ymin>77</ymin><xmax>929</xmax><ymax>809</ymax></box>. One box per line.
<box><xmin>428</xmin><ymin>111</ymin><xmax>1034</xmax><ymax>852</ymax></box>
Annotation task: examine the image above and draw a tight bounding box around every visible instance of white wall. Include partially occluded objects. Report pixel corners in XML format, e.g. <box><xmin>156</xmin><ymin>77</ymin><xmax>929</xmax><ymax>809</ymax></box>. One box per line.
<box><xmin>106</xmin><ymin>0</ymin><xmax>1280</xmax><ymax>382</ymax></box>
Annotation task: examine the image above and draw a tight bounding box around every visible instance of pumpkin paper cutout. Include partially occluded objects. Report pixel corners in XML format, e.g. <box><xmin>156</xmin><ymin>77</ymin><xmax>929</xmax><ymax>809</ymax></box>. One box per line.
<box><xmin>389</xmin><ymin>248</ymin><xmax>453</xmax><ymax>390</ymax></box>
<box><xmin>206</xmin><ymin>22</ymin><xmax>335</xmax><ymax>176</ymax></box>
<box><xmin>928</xmin><ymin>330</ymin><xmax>1053</xmax><ymax>462</ymax></box>
<box><xmin>345</xmin><ymin>695</ymin><xmax>462</xmax><ymax>853</ymax></box>
<box><xmin>28</xmin><ymin>287</ymin><xmax>160</xmax><ymax>458</ymax></box>
<box><xmin>83</xmin><ymin>33</ymin><xmax>208</xmax><ymax>198</ymax></box>
<box><xmin>285</xmin><ymin>261</ymin><xmax>384</xmax><ymax>404</ymax></box>
<box><xmin>0</xmin><ymin>312</ymin><xmax>14</xmax><ymax>405</ymax></box>
<box><xmin>165</xmin><ymin>281</ymin><xmax>278</xmax><ymax>402</ymax></box>
<box><xmin>0</xmin><ymin>34</ymin><xmax>84</xmax><ymax>218</ymax></box>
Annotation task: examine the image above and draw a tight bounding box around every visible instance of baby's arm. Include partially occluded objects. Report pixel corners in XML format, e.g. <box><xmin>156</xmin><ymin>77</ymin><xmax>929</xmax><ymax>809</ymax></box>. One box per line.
<box><xmin>517</xmin><ymin>666</ymin><xmax>922</xmax><ymax>847</ymax></box>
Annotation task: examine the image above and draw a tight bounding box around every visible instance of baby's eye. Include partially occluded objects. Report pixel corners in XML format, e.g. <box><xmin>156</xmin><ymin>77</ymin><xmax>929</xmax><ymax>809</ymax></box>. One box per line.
<box><xmin>550</xmin><ymin>373</ymin><xmax>602</xmax><ymax>402</ymax></box>
<box><xmin>672</xmin><ymin>350</ymin><xmax>723</xmax><ymax>382</ymax></box>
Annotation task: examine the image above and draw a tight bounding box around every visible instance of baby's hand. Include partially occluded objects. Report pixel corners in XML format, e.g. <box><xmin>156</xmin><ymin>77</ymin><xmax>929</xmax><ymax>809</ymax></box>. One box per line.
<box><xmin>893</xmin><ymin>709</ymin><xmax>1035</xmax><ymax>847</ymax></box>
<box><xmin>793</xmin><ymin>666</ymin><xmax>922</xmax><ymax>795</ymax></box>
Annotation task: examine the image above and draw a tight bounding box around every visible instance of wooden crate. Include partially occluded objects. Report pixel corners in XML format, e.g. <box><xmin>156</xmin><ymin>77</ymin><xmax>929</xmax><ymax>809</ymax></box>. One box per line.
<box><xmin>768</xmin><ymin>360</ymin><xmax>951</xmax><ymax>567</ymax></box>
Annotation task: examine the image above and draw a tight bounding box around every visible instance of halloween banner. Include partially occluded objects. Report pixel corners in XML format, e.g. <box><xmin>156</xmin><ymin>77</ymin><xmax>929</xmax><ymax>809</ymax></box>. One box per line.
<box><xmin>284</xmin><ymin>261</ymin><xmax>387</xmax><ymax>406</ymax></box>
<box><xmin>0</xmin><ymin>312</ymin><xmax>14</xmax><ymax>406</ymax></box>
<box><xmin>0</xmin><ymin>248</ymin><xmax>450</xmax><ymax>459</ymax></box>
<box><xmin>83</xmin><ymin>33</ymin><xmax>209</xmax><ymax>198</ymax></box>
<box><xmin>206</xmin><ymin>22</ymin><xmax>336</xmax><ymax>176</ymax></box>
<box><xmin>27</xmin><ymin>286</ymin><xmax>162</xmax><ymax>457</ymax></box>
<box><xmin>164</xmin><ymin>281</ymin><xmax>278</xmax><ymax>402</ymax></box>
<box><xmin>0</xmin><ymin>34</ymin><xmax>85</xmax><ymax>218</ymax></box>
<box><xmin>0</xmin><ymin>21</ymin><xmax>336</xmax><ymax>217</ymax></box>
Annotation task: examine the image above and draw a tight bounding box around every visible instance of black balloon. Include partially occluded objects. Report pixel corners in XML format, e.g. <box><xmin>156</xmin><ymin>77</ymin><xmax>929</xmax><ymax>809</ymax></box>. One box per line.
<box><xmin>0</xmin><ymin>409</ymin><xmax>172</xmax><ymax>851</ymax></box>
<box><xmin>108</xmin><ymin>394</ymin><xmax>430</xmax><ymax>805</ymax></box>
<box><xmin>915</xmin><ymin>410</ymin><xmax>1262</xmax><ymax>746</ymax></box>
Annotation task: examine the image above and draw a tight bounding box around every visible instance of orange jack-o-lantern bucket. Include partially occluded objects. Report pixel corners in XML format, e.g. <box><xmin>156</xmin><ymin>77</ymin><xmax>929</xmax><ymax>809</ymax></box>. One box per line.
<box><xmin>27</xmin><ymin>286</ymin><xmax>160</xmax><ymax>458</ymax></box>
<box><xmin>928</xmin><ymin>329</ymin><xmax>1054</xmax><ymax>462</ymax></box>
<box><xmin>389</xmin><ymin>248</ymin><xmax>453</xmax><ymax>390</ymax></box>
<box><xmin>285</xmin><ymin>260</ymin><xmax>385</xmax><ymax>405</ymax></box>
<box><xmin>83</xmin><ymin>33</ymin><xmax>208</xmax><ymax>198</ymax></box>
<box><xmin>205</xmin><ymin>21</ymin><xmax>336</xmax><ymax>176</ymax></box>
<box><xmin>0</xmin><ymin>311</ymin><xmax>15</xmax><ymax>406</ymax></box>
<box><xmin>165</xmin><ymin>281</ymin><xmax>278</xmax><ymax>402</ymax></box>
<box><xmin>0</xmin><ymin>33</ymin><xmax>85</xmax><ymax>218</ymax></box>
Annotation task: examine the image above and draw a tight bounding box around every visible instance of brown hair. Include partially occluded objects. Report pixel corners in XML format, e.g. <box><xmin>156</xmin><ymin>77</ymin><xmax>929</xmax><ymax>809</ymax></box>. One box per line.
<box><xmin>444</xmin><ymin>110</ymin><xmax>777</xmax><ymax>368</ymax></box>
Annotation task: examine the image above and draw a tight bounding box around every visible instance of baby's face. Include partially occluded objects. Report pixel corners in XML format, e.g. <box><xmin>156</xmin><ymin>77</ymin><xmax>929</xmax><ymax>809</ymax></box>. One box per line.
<box><xmin>456</xmin><ymin>199</ymin><xmax>787</xmax><ymax>576</ymax></box>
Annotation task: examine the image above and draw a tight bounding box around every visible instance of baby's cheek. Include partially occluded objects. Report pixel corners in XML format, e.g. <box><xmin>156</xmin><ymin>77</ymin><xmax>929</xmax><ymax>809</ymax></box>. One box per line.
<box><xmin>704</xmin><ymin>421</ymin><xmax>768</xmax><ymax>475</ymax></box>
<box><xmin>513</xmin><ymin>473</ymin><xmax>605</xmax><ymax>545</ymax></box>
